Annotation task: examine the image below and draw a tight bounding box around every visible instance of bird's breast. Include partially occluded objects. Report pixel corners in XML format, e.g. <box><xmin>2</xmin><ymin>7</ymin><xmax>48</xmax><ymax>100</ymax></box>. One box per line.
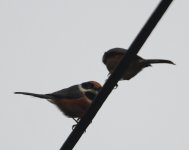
<box><xmin>50</xmin><ymin>97</ymin><xmax>92</xmax><ymax>118</ymax></box>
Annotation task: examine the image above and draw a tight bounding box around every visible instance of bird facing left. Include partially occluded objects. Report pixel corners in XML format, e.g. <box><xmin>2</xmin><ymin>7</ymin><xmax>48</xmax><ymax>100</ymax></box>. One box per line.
<box><xmin>15</xmin><ymin>81</ymin><xmax>102</xmax><ymax>127</ymax></box>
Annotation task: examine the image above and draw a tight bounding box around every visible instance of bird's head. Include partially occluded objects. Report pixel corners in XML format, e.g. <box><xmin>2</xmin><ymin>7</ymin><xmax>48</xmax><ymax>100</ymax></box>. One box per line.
<box><xmin>79</xmin><ymin>81</ymin><xmax>102</xmax><ymax>100</ymax></box>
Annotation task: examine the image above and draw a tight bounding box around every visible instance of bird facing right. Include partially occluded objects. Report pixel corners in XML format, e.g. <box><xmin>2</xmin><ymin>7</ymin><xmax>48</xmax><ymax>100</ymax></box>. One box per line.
<box><xmin>102</xmin><ymin>47</ymin><xmax>175</xmax><ymax>80</ymax></box>
<box><xmin>15</xmin><ymin>81</ymin><xmax>102</xmax><ymax>126</ymax></box>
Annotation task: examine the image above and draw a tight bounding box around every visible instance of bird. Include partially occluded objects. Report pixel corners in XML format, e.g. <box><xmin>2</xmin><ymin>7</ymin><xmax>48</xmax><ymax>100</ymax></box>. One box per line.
<box><xmin>15</xmin><ymin>81</ymin><xmax>102</xmax><ymax>128</ymax></box>
<box><xmin>103</xmin><ymin>47</ymin><xmax>175</xmax><ymax>80</ymax></box>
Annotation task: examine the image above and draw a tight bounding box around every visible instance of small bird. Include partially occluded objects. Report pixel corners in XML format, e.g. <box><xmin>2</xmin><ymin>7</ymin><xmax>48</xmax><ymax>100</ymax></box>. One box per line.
<box><xmin>15</xmin><ymin>81</ymin><xmax>102</xmax><ymax>127</ymax></box>
<box><xmin>103</xmin><ymin>48</ymin><xmax>175</xmax><ymax>80</ymax></box>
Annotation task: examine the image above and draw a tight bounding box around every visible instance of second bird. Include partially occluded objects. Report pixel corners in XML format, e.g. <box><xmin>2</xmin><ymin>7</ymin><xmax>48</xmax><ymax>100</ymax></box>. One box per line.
<box><xmin>103</xmin><ymin>48</ymin><xmax>175</xmax><ymax>80</ymax></box>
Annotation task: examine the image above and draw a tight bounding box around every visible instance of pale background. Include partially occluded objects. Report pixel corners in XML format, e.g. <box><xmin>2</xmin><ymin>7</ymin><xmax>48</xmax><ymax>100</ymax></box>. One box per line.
<box><xmin>0</xmin><ymin>0</ymin><xmax>188</xmax><ymax>149</ymax></box>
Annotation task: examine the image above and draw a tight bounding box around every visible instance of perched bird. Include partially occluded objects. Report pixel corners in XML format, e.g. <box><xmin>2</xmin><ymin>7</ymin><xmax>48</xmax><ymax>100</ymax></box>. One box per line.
<box><xmin>15</xmin><ymin>81</ymin><xmax>102</xmax><ymax>127</ymax></box>
<box><xmin>103</xmin><ymin>48</ymin><xmax>175</xmax><ymax>80</ymax></box>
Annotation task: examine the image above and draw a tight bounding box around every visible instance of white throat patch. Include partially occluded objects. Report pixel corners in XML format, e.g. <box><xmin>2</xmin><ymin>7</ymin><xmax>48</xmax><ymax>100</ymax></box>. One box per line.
<box><xmin>78</xmin><ymin>84</ymin><xmax>98</xmax><ymax>95</ymax></box>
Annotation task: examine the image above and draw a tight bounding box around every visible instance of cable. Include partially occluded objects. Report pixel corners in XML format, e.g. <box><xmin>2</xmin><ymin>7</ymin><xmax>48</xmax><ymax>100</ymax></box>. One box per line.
<box><xmin>60</xmin><ymin>0</ymin><xmax>173</xmax><ymax>149</ymax></box>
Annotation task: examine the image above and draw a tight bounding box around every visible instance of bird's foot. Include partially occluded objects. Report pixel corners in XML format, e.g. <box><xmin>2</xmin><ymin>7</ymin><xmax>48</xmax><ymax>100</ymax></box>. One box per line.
<box><xmin>72</xmin><ymin>124</ymin><xmax>77</xmax><ymax>130</ymax></box>
<box><xmin>73</xmin><ymin>118</ymin><xmax>80</xmax><ymax>123</ymax></box>
<box><xmin>71</xmin><ymin>118</ymin><xmax>90</xmax><ymax>132</ymax></box>
<box><xmin>72</xmin><ymin>118</ymin><xmax>81</xmax><ymax>130</ymax></box>
<box><xmin>114</xmin><ymin>83</ymin><xmax>118</xmax><ymax>89</ymax></box>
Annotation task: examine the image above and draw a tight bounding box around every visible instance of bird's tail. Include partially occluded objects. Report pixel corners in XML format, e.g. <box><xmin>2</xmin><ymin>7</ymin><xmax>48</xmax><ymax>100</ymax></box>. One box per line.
<box><xmin>14</xmin><ymin>92</ymin><xmax>51</xmax><ymax>99</ymax></box>
<box><xmin>145</xmin><ymin>59</ymin><xmax>175</xmax><ymax>65</ymax></box>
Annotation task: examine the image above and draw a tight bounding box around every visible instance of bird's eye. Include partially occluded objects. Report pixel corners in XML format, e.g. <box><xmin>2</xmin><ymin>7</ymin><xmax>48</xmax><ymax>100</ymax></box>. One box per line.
<box><xmin>81</xmin><ymin>82</ymin><xmax>94</xmax><ymax>89</ymax></box>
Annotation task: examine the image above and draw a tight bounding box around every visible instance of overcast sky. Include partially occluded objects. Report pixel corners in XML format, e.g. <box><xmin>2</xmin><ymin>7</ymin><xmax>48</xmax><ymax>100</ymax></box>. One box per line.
<box><xmin>0</xmin><ymin>0</ymin><xmax>188</xmax><ymax>150</ymax></box>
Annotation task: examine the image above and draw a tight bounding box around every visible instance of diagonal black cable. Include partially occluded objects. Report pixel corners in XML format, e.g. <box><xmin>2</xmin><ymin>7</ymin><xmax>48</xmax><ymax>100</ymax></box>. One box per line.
<box><xmin>60</xmin><ymin>0</ymin><xmax>173</xmax><ymax>149</ymax></box>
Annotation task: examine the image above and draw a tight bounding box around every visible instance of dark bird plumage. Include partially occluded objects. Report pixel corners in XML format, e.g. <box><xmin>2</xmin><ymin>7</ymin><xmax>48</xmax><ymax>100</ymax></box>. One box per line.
<box><xmin>15</xmin><ymin>81</ymin><xmax>102</xmax><ymax>121</ymax></box>
<box><xmin>103</xmin><ymin>48</ymin><xmax>175</xmax><ymax>80</ymax></box>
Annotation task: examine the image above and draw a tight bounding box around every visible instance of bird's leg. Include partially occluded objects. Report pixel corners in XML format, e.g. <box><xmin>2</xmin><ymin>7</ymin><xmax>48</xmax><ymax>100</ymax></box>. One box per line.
<box><xmin>76</xmin><ymin>118</ymin><xmax>81</xmax><ymax>122</ymax></box>
<box><xmin>72</xmin><ymin>118</ymin><xmax>81</xmax><ymax>130</ymax></box>
<box><xmin>72</xmin><ymin>118</ymin><xmax>79</xmax><ymax>123</ymax></box>
<box><xmin>72</xmin><ymin>118</ymin><xmax>92</xmax><ymax>132</ymax></box>
<box><xmin>114</xmin><ymin>84</ymin><xmax>118</xmax><ymax>89</ymax></box>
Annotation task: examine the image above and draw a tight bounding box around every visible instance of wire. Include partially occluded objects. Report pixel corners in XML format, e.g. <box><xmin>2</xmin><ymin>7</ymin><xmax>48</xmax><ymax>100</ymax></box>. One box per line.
<box><xmin>60</xmin><ymin>0</ymin><xmax>173</xmax><ymax>149</ymax></box>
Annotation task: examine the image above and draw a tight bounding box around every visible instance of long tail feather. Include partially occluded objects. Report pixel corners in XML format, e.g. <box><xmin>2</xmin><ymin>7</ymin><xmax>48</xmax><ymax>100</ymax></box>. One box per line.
<box><xmin>14</xmin><ymin>92</ymin><xmax>50</xmax><ymax>99</ymax></box>
<box><xmin>145</xmin><ymin>59</ymin><xmax>175</xmax><ymax>65</ymax></box>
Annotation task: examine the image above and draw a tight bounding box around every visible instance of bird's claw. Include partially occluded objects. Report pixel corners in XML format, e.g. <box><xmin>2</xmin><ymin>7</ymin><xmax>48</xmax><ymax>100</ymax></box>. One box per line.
<box><xmin>72</xmin><ymin>118</ymin><xmax>81</xmax><ymax>130</ymax></box>
<box><xmin>114</xmin><ymin>83</ymin><xmax>118</xmax><ymax>89</ymax></box>
<box><xmin>72</xmin><ymin>124</ymin><xmax>77</xmax><ymax>130</ymax></box>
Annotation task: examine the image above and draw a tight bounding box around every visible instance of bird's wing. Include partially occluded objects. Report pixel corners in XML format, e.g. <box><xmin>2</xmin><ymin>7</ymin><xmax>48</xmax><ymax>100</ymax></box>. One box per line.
<box><xmin>47</xmin><ymin>85</ymin><xmax>83</xmax><ymax>99</ymax></box>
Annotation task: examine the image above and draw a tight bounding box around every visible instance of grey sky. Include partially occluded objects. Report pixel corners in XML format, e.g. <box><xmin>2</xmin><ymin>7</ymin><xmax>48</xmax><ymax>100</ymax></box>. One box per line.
<box><xmin>0</xmin><ymin>0</ymin><xmax>188</xmax><ymax>149</ymax></box>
